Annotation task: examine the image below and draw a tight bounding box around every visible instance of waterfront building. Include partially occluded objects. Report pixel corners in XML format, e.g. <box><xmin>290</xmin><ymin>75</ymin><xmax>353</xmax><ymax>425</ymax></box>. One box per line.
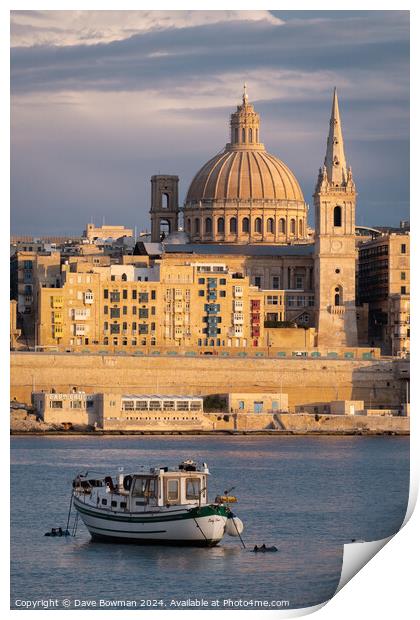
<box><xmin>357</xmin><ymin>231</ymin><xmax>410</xmax><ymax>354</ymax></box>
<box><xmin>36</xmin><ymin>259</ymin><xmax>265</xmax><ymax>349</ymax></box>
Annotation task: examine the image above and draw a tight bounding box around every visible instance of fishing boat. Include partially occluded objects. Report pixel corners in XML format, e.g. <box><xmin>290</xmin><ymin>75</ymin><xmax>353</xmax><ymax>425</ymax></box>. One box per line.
<box><xmin>72</xmin><ymin>460</ymin><xmax>244</xmax><ymax>546</ymax></box>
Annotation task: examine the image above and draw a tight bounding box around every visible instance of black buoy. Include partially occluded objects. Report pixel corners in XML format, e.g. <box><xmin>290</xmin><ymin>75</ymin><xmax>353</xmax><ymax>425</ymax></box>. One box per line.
<box><xmin>251</xmin><ymin>544</ymin><xmax>278</xmax><ymax>553</ymax></box>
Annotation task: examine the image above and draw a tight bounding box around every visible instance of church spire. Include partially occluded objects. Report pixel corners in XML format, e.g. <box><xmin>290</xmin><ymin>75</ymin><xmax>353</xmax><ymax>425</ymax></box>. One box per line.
<box><xmin>324</xmin><ymin>88</ymin><xmax>348</xmax><ymax>186</ymax></box>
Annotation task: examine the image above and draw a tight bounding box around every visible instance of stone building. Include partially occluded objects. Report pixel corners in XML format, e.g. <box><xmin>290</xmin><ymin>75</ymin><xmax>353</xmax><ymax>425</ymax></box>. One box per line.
<box><xmin>83</xmin><ymin>223</ymin><xmax>133</xmax><ymax>242</ymax></box>
<box><xmin>36</xmin><ymin>259</ymin><xmax>266</xmax><ymax>350</ymax></box>
<box><xmin>357</xmin><ymin>231</ymin><xmax>410</xmax><ymax>354</ymax></box>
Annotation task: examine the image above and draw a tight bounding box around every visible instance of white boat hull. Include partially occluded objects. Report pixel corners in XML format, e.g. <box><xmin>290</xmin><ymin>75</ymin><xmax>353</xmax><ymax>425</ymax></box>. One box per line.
<box><xmin>73</xmin><ymin>496</ymin><xmax>229</xmax><ymax>546</ymax></box>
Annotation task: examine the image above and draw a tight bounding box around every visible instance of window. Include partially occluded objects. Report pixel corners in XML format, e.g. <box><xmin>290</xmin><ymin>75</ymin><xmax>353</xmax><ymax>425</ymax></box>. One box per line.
<box><xmin>242</xmin><ymin>128</ymin><xmax>246</xmax><ymax>143</ymax></box>
<box><xmin>110</xmin><ymin>308</ymin><xmax>120</xmax><ymax>318</ymax></box>
<box><xmin>139</xmin><ymin>292</ymin><xmax>148</xmax><ymax>303</ymax></box>
<box><xmin>132</xmin><ymin>306</ymin><xmax>137</xmax><ymax>315</ymax></box>
<box><xmin>279</xmin><ymin>218</ymin><xmax>286</xmax><ymax>234</ymax></box>
<box><xmin>139</xmin><ymin>324</ymin><xmax>148</xmax><ymax>334</ymax></box>
<box><xmin>401</xmin><ymin>244</ymin><xmax>406</xmax><ymax>254</ymax></box>
<box><xmin>242</xmin><ymin>217</ymin><xmax>250</xmax><ymax>233</ymax></box>
<box><xmin>104</xmin><ymin>305</ymin><xmax>108</xmax><ymax>314</ymax></box>
<box><xmin>254</xmin><ymin>218</ymin><xmax>262</xmax><ymax>234</ymax></box>
<box><xmin>217</xmin><ymin>218</ymin><xmax>225</xmax><ymax>234</ymax></box>
<box><xmin>267</xmin><ymin>218</ymin><xmax>274</xmax><ymax>233</ymax></box>
<box><xmin>110</xmin><ymin>291</ymin><xmax>120</xmax><ymax>303</ymax></box>
<box><xmin>220</xmin><ymin>290</ymin><xmax>226</xmax><ymax>297</ymax></box>
<box><xmin>104</xmin><ymin>289</ymin><xmax>109</xmax><ymax>299</ymax></box>
<box><xmin>205</xmin><ymin>218</ymin><xmax>212</xmax><ymax>234</ymax></box>
<box><xmin>299</xmin><ymin>219</ymin><xmax>303</xmax><ymax>236</ymax></box>
<box><xmin>139</xmin><ymin>308</ymin><xmax>149</xmax><ymax>318</ymax></box>
<box><xmin>194</xmin><ymin>218</ymin><xmax>200</xmax><ymax>234</ymax></box>
<box><xmin>334</xmin><ymin>206</ymin><xmax>342</xmax><ymax>227</ymax></box>
<box><xmin>122</xmin><ymin>290</ymin><xmax>128</xmax><ymax>299</ymax></box>
<box><xmin>110</xmin><ymin>324</ymin><xmax>120</xmax><ymax>334</ymax></box>
<box><xmin>198</xmin><ymin>278</ymin><xmax>205</xmax><ymax>284</ymax></box>
<box><xmin>290</xmin><ymin>219</ymin><xmax>296</xmax><ymax>234</ymax></box>
<box><xmin>272</xmin><ymin>276</ymin><xmax>280</xmax><ymax>290</ymax></box>
<box><xmin>239</xmin><ymin>400</ymin><xmax>245</xmax><ymax>410</ymax></box>
<box><xmin>50</xmin><ymin>400</ymin><xmax>63</xmax><ymax>409</ymax></box>
<box><xmin>401</xmin><ymin>286</ymin><xmax>407</xmax><ymax>294</ymax></box>
<box><xmin>401</xmin><ymin>272</ymin><xmax>406</xmax><ymax>280</ymax></box>
<box><xmin>186</xmin><ymin>478</ymin><xmax>201</xmax><ymax>499</ymax></box>
<box><xmin>167</xmin><ymin>479</ymin><xmax>179</xmax><ymax>502</ymax></box>
<box><xmin>267</xmin><ymin>295</ymin><xmax>278</xmax><ymax>305</ymax></box>
<box><xmin>132</xmin><ymin>290</ymin><xmax>137</xmax><ymax>300</ymax></box>
<box><xmin>254</xmin><ymin>276</ymin><xmax>261</xmax><ymax>287</ymax></box>
<box><xmin>151</xmin><ymin>290</ymin><xmax>156</xmax><ymax>300</ymax></box>
<box><xmin>248</xmin><ymin>128</ymin><xmax>252</xmax><ymax>142</ymax></box>
<box><xmin>123</xmin><ymin>306</ymin><xmax>127</xmax><ymax>315</ymax></box>
<box><xmin>230</xmin><ymin>217</ymin><xmax>237</xmax><ymax>234</ymax></box>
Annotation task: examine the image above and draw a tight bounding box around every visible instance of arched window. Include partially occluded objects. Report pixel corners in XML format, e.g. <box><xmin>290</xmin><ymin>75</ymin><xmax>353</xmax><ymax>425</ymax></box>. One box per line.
<box><xmin>185</xmin><ymin>218</ymin><xmax>191</xmax><ymax>232</ymax></box>
<box><xmin>242</xmin><ymin>128</ymin><xmax>246</xmax><ymax>143</ymax></box>
<box><xmin>161</xmin><ymin>193</ymin><xmax>169</xmax><ymax>209</ymax></box>
<box><xmin>217</xmin><ymin>217</ymin><xmax>225</xmax><ymax>234</ymax></box>
<box><xmin>290</xmin><ymin>219</ymin><xmax>296</xmax><ymax>235</ymax></box>
<box><xmin>242</xmin><ymin>217</ymin><xmax>250</xmax><ymax>233</ymax></box>
<box><xmin>194</xmin><ymin>218</ymin><xmax>200</xmax><ymax>234</ymax></box>
<box><xmin>279</xmin><ymin>218</ymin><xmax>286</xmax><ymax>234</ymax></box>
<box><xmin>299</xmin><ymin>219</ymin><xmax>303</xmax><ymax>236</ymax></box>
<box><xmin>234</xmin><ymin>128</ymin><xmax>238</xmax><ymax>143</ymax></box>
<box><xmin>121</xmin><ymin>273</ymin><xmax>127</xmax><ymax>281</ymax></box>
<box><xmin>334</xmin><ymin>206</ymin><xmax>342</xmax><ymax>227</ymax></box>
<box><xmin>334</xmin><ymin>286</ymin><xmax>342</xmax><ymax>306</ymax></box>
<box><xmin>254</xmin><ymin>217</ymin><xmax>262</xmax><ymax>234</ymax></box>
<box><xmin>267</xmin><ymin>218</ymin><xmax>274</xmax><ymax>233</ymax></box>
<box><xmin>205</xmin><ymin>217</ymin><xmax>212</xmax><ymax>234</ymax></box>
<box><xmin>230</xmin><ymin>217</ymin><xmax>237</xmax><ymax>234</ymax></box>
<box><xmin>249</xmin><ymin>128</ymin><xmax>252</xmax><ymax>142</ymax></box>
<box><xmin>256</xmin><ymin>129</ymin><xmax>259</xmax><ymax>142</ymax></box>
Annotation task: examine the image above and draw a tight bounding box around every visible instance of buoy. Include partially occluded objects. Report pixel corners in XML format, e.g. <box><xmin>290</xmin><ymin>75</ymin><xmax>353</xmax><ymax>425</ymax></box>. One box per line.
<box><xmin>252</xmin><ymin>544</ymin><xmax>278</xmax><ymax>553</ymax></box>
<box><xmin>225</xmin><ymin>515</ymin><xmax>244</xmax><ymax>537</ymax></box>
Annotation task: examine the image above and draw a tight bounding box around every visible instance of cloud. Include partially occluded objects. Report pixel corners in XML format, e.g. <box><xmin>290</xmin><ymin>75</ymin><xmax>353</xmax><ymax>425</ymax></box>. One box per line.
<box><xmin>10</xmin><ymin>10</ymin><xmax>409</xmax><ymax>235</ymax></box>
<box><xmin>10</xmin><ymin>10</ymin><xmax>282</xmax><ymax>47</ymax></box>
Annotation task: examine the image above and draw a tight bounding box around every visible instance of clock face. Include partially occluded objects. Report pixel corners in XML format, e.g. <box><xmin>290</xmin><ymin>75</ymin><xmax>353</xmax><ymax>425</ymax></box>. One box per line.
<box><xmin>331</xmin><ymin>239</ymin><xmax>343</xmax><ymax>251</ymax></box>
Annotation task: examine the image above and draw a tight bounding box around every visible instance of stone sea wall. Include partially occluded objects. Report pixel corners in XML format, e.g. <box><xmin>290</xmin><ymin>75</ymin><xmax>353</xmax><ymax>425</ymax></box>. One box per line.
<box><xmin>11</xmin><ymin>352</ymin><xmax>405</xmax><ymax>410</ymax></box>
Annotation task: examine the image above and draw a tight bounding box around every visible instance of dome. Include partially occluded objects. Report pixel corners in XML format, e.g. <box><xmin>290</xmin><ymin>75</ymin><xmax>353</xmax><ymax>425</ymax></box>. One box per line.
<box><xmin>183</xmin><ymin>87</ymin><xmax>308</xmax><ymax>244</ymax></box>
<box><xmin>185</xmin><ymin>149</ymin><xmax>304</xmax><ymax>204</ymax></box>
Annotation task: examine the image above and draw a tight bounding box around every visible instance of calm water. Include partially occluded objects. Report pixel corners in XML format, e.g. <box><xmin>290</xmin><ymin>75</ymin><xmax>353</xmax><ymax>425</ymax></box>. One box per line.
<box><xmin>11</xmin><ymin>435</ymin><xmax>409</xmax><ymax>610</ymax></box>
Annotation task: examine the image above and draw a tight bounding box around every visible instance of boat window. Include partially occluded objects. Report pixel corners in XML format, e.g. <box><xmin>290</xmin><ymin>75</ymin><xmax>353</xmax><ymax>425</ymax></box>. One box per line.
<box><xmin>101</xmin><ymin>499</ymin><xmax>107</xmax><ymax>506</ymax></box>
<box><xmin>186</xmin><ymin>478</ymin><xmax>201</xmax><ymax>499</ymax></box>
<box><xmin>167</xmin><ymin>479</ymin><xmax>179</xmax><ymax>502</ymax></box>
<box><xmin>111</xmin><ymin>500</ymin><xmax>117</xmax><ymax>507</ymax></box>
<box><xmin>131</xmin><ymin>477</ymin><xmax>157</xmax><ymax>500</ymax></box>
<box><xmin>120</xmin><ymin>502</ymin><xmax>126</xmax><ymax>509</ymax></box>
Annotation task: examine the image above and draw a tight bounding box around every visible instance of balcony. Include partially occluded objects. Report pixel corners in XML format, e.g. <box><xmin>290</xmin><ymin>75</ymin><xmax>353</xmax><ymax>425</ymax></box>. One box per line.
<box><xmin>328</xmin><ymin>305</ymin><xmax>345</xmax><ymax>315</ymax></box>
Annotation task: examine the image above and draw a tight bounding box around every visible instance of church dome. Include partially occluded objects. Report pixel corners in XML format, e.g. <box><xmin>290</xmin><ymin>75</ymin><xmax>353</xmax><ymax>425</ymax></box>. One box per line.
<box><xmin>186</xmin><ymin>149</ymin><xmax>304</xmax><ymax>203</ymax></box>
<box><xmin>183</xmin><ymin>87</ymin><xmax>308</xmax><ymax>244</ymax></box>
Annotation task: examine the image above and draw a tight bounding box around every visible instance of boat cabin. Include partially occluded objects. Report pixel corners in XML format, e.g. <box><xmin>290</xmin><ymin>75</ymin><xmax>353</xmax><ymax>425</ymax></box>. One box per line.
<box><xmin>74</xmin><ymin>461</ymin><xmax>209</xmax><ymax>511</ymax></box>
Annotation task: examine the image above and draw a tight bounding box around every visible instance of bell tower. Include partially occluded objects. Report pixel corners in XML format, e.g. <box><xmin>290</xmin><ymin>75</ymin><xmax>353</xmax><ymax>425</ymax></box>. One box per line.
<box><xmin>314</xmin><ymin>89</ymin><xmax>358</xmax><ymax>347</ymax></box>
<box><xmin>150</xmin><ymin>175</ymin><xmax>179</xmax><ymax>242</ymax></box>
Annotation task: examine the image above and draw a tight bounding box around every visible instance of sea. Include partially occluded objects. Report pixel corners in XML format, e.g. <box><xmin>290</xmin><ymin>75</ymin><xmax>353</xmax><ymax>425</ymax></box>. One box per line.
<box><xmin>10</xmin><ymin>435</ymin><xmax>409</xmax><ymax>610</ymax></box>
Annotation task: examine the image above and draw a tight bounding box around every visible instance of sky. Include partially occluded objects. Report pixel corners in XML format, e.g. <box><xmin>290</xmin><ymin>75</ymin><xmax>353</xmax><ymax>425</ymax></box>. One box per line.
<box><xmin>10</xmin><ymin>10</ymin><xmax>409</xmax><ymax>236</ymax></box>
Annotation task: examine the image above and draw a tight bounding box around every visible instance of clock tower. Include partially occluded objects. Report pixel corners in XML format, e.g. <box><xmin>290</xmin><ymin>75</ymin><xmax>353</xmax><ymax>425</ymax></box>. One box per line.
<box><xmin>314</xmin><ymin>89</ymin><xmax>358</xmax><ymax>347</ymax></box>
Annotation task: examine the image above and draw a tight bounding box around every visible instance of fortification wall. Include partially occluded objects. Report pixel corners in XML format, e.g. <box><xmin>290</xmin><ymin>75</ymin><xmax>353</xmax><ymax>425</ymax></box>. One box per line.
<box><xmin>11</xmin><ymin>352</ymin><xmax>404</xmax><ymax>410</ymax></box>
